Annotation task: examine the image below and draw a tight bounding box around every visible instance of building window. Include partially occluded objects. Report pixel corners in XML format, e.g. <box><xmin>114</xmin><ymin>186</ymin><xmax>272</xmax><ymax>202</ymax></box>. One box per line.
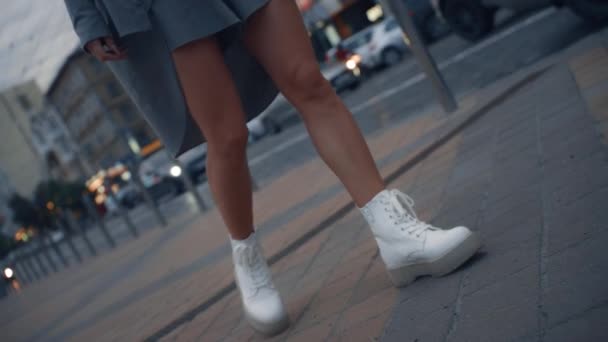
<box><xmin>17</xmin><ymin>94</ymin><xmax>31</xmax><ymax>111</ymax></box>
<box><xmin>105</xmin><ymin>81</ymin><xmax>122</xmax><ymax>99</ymax></box>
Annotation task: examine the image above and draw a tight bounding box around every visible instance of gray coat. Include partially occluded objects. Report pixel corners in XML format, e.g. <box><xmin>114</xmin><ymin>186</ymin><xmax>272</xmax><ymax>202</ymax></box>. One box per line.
<box><xmin>64</xmin><ymin>0</ymin><xmax>278</xmax><ymax>156</ymax></box>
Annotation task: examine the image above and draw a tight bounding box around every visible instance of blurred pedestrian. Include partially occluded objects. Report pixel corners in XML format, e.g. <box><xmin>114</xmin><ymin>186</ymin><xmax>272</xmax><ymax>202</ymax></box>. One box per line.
<box><xmin>64</xmin><ymin>0</ymin><xmax>481</xmax><ymax>336</ymax></box>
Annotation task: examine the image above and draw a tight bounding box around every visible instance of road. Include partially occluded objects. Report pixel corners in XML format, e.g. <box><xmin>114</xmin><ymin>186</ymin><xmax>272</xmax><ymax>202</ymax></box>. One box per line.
<box><xmin>38</xmin><ymin>7</ymin><xmax>604</xmax><ymax>269</ymax></box>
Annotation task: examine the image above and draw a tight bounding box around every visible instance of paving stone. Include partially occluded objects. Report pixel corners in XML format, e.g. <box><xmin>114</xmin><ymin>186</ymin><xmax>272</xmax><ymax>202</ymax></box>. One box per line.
<box><xmin>543</xmin><ymin>303</ymin><xmax>608</xmax><ymax>342</ymax></box>
<box><xmin>452</xmin><ymin>266</ymin><xmax>539</xmax><ymax>342</ymax></box>
<box><xmin>544</xmin><ymin>187</ymin><xmax>608</xmax><ymax>255</ymax></box>
<box><xmin>542</xmin><ymin>229</ymin><xmax>608</xmax><ymax>326</ymax></box>
<box><xmin>464</xmin><ymin>217</ymin><xmax>540</xmax><ymax>295</ymax></box>
<box><xmin>287</xmin><ymin>315</ymin><xmax>336</xmax><ymax>342</ymax></box>
<box><xmin>382</xmin><ymin>305</ymin><xmax>453</xmax><ymax>342</ymax></box>
<box><xmin>334</xmin><ymin>287</ymin><xmax>397</xmax><ymax>334</ymax></box>
<box><xmin>334</xmin><ymin>310</ymin><xmax>390</xmax><ymax>342</ymax></box>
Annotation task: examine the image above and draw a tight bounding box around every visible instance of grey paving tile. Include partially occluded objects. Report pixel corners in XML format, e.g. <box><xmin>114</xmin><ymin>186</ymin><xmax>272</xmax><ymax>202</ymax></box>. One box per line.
<box><xmin>452</xmin><ymin>266</ymin><xmax>539</xmax><ymax>342</ymax></box>
<box><xmin>464</xmin><ymin>216</ymin><xmax>541</xmax><ymax>295</ymax></box>
<box><xmin>543</xmin><ymin>302</ymin><xmax>608</xmax><ymax>342</ymax></box>
<box><xmin>383</xmin><ymin>275</ymin><xmax>462</xmax><ymax>342</ymax></box>
<box><xmin>542</xmin><ymin>229</ymin><xmax>608</xmax><ymax>326</ymax></box>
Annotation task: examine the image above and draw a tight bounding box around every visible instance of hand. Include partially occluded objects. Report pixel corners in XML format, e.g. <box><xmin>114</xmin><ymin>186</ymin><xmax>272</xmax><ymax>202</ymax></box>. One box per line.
<box><xmin>85</xmin><ymin>36</ymin><xmax>127</xmax><ymax>62</ymax></box>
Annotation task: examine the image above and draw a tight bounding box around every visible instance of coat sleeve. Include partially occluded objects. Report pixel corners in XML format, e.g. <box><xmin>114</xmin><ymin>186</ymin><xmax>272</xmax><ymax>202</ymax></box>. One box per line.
<box><xmin>64</xmin><ymin>0</ymin><xmax>111</xmax><ymax>50</ymax></box>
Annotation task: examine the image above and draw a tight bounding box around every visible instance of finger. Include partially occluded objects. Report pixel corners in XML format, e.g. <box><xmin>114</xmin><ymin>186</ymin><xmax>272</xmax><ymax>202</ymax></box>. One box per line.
<box><xmin>103</xmin><ymin>37</ymin><xmax>121</xmax><ymax>54</ymax></box>
<box><xmin>99</xmin><ymin>51</ymin><xmax>127</xmax><ymax>61</ymax></box>
<box><xmin>103</xmin><ymin>37</ymin><xmax>128</xmax><ymax>58</ymax></box>
<box><xmin>88</xmin><ymin>40</ymin><xmax>108</xmax><ymax>61</ymax></box>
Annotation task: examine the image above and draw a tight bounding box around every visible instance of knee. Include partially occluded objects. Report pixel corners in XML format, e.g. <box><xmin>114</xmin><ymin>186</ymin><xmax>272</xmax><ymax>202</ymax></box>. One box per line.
<box><xmin>283</xmin><ymin>61</ymin><xmax>332</xmax><ymax>104</ymax></box>
<box><xmin>206</xmin><ymin>125</ymin><xmax>249</xmax><ymax>161</ymax></box>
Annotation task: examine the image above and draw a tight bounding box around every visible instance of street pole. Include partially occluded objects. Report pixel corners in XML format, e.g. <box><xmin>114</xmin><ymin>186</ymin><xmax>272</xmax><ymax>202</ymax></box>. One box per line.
<box><xmin>104</xmin><ymin>179</ymin><xmax>139</xmax><ymax>238</ymax></box>
<box><xmin>14</xmin><ymin>249</ymin><xmax>34</xmax><ymax>284</ymax></box>
<box><xmin>82</xmin><ymin>194</ymin><xmax>116</xmax><ymax>248</ymax></box>
<box><xmin>65</xmin><ymin>210</ymin><xmax>97</xmax><ymax>257</ymax></box>
<box><xmin>127</xmin><ymin>160</ymin><xmax>168</xmax><ymax>227</ymax></box>
<box><xmin>57</xmin><ymin>220</ymin><xmax>82</xmax><ymax>264</ymax></box>
<box><xmin>163</xmin><ymin>150</ymin><xmax>206</xmax><ymax>212</ymax></box>
<box><xmin>383</xmin><ymin>0</ymin><xmax>458</xmax><ymax>112</ymax></box>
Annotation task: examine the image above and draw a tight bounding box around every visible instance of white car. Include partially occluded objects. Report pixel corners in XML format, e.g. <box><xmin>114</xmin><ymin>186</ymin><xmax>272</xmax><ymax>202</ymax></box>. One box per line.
<box><xmin>327</xmin><ymin>17</ymin><xmax>411</xmax><ymax>69</ymax></box>
<box><xmin>431</xmin><ymin>0</ymin><xmax>608</xmax><ymax>41</ymax></box>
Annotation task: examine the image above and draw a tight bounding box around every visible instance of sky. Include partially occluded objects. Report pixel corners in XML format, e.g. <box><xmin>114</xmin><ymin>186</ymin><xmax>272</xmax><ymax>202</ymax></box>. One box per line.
<box><xmin>0</xmin><ymin>0</ymin><xmax>79</xmax><ymax>93</ymax></box>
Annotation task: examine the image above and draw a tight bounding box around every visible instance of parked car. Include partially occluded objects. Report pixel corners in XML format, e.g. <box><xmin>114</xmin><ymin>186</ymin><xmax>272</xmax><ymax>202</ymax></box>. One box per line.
<box><xmin>176</xmin><ymin>144</ymin><xmax>208</xmax><ymax>183</ymax></box>
<box><xmin>431</xmin><ymin>0</ymin><xmax>608</xmax><ymax>41</ymax></box>
<box><xmin>138</xmin><ymin>151</ymin><xmax>185</xmax><ymax>202</ymax></box>
<box><xmin>247</xmin><ymin>109</ymin><xmax>283</xmax><ymax>143</ymax></box>
<box><xmin>327</xmin><ymin>17</ymin><xmax>411</xmax><ymax>70</ymax></box>
<box><xmin>322</xmin><ymin>58</ymin><xmax>363</xmax><ymax>92</ymax></box>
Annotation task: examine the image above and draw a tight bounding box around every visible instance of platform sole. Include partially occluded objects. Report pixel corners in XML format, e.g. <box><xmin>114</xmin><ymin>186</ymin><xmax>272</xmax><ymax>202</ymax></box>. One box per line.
<box><xmin>387</xmin><ymin>232</ymin><xmax>482</xmax><ymax>287</ymax></box>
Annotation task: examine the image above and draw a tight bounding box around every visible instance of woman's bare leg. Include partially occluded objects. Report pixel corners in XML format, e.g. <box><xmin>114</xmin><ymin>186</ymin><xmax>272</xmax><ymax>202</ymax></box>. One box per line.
<box><xmin>244</xmin><ymin>0</ymin><xmax>385</xmax><ymax>207</ymax></box>
<box><xmin>172</xmin><ymin>38</ymin><xmax>253</xmax><ymax>240</ymax></box>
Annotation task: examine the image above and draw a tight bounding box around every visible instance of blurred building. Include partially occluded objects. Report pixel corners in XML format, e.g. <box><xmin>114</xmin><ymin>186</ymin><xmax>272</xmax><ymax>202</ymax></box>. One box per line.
<box><xmin>46</xmin><ymin>50</ymin><xmax>156</xmax><ymax>170</ymax></box>
<box><xmin>0</xmin><ymin>81</ymin><xmax>46</xmax><ymax>196</ymax></box>
<box><xmin>29</xmin><ymin>103</ymin><xmax>83</xmax><ymax>181</ymax></box>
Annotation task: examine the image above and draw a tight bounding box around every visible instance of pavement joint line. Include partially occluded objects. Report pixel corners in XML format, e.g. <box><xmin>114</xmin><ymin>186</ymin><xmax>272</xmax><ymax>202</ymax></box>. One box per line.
<box><xmin>142</xmin><ymin>64</ymin><xmax>553</xmax><ymax>342</ymax></box>
<box><xmin>535</xmin><ymin>103</ymin><xmax>550</xmax><ymax>341</ymax></box>
<box><xmin>325</xmin><ymin>250</ymin><xmax>381</xmax><ymax>340</ymax></box>
<box><xmin>285</xmin><ymin>220</ymin><xmax>372</xmax><ymax>339</ymax></box>
<box><xmin>248</xmin><ymin>8</ymin><xmax>557</xmax><ymax>169</ymax></box>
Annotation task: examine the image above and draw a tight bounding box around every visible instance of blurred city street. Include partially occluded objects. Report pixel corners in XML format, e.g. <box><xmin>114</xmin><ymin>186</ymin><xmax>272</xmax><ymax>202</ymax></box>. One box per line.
<box><xmin>1</xmin><ymin>3</ymin><xmax>608</xmax><ymax>342</ymax></box>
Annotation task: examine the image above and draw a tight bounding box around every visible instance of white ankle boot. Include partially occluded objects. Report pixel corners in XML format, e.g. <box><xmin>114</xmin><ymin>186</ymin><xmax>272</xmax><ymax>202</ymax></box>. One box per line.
<box><xmin>231</xmin><ymin>232</ymin><xmax>289</xmax><ymax>335</ymax></box>
<box><xmin>360</xmin><ymin>189</ymin><xmax>481</xmax><ymax>287</ymax></box>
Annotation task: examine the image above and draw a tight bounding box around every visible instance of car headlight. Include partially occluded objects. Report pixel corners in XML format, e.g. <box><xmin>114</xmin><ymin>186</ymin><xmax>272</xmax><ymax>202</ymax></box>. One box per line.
<box><xmin>4</xmin><ymin>267</ymin><xmax>14</xmax><ymax>279</ymax></box>
<box><xmin>169</xmin><ymin>165</ymin><xmax>182</xmax><ymax>177</ymax></box>
<box><xmin>345</xmin><ymin>54</ymin><xmax>362</xmax><ymax>70</ymax></box>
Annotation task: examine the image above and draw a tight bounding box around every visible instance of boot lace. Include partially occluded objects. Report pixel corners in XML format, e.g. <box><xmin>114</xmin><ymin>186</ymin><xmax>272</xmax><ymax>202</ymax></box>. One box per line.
<box><xmin>234</xmin><ymin>244</ymin><xmax>271</xmax><ymax>296</ymax></box>
<box><xmin>386</xmin><ymin>190</ymin><xmax>439</xmax><ymax>238</ymax></box>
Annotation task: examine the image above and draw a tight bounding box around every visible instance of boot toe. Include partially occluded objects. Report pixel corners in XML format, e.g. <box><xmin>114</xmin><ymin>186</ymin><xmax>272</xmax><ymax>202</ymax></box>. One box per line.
<box><xmin>245</xmin><ymin>292</ymin><xmax>289</xmax><ymax>335</ymax></box>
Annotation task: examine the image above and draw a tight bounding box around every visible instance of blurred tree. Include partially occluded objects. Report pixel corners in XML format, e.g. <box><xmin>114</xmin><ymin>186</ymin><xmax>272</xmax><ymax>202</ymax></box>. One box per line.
<box><xmin>8</xmin><ymin>194</ymin><xmax>41</xmax><ymax>228</ymax></box>
<box><xmin>0</xmin><ymin>233</ymin><xmax>15</xmax><ymax>259</ymax></box>
<box><xmin>34</xmin><ymin>180</ymin><xmax>86</xmax><ymax>214</ymax></box>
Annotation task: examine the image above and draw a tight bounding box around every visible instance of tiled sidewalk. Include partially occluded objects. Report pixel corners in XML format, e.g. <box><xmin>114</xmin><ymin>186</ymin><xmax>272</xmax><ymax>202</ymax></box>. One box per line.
<box><xmin>2</xmin><ymin>29</ymin><xmax>608</xmax><ymax>342</ymax></box>
<box><xmin>162</xmin><ymin>39</ymin><xmax>608</xmax><ymax>341</ymax></box>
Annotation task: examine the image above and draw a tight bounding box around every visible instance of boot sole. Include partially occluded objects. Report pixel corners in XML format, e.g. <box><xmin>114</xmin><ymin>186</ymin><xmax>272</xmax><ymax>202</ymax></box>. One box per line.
<box><xmin>245</xmin><ymin>311</ymin><xmax>290</xmax><ymax>336</ymax></box>
<box><xmin>387</xmin><ymin>232</ymin><xmax>482</xmax><ymax>287</ymax></box>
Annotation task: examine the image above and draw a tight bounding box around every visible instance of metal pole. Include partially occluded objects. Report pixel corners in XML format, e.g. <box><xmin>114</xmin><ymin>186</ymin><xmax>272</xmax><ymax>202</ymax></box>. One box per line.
<box><xmin>82</xmin><ymin>194</ymin><xmax>116</xmax><ymax>248</ymax></box>
<box><xmin>65</xmin><ymin>210</ymin><xmax>97</xmax><ymax>257</ymax></box>
<box><xmin>57</xmin><ymin>220</ymin><xmax>82</xmax><ymax>264</ymax></box>
<box><xmin>105</xmin><ymin>179</ymin><xmax>139</xmax><ymax>238</ymax></box>
<box><xmin>31</xmin><ymin>243</ymin><xmax>50</xmax><ymax>276</ymax></box>
<box><xmin>164</xmin><ymin>150</ymin><xmax>206</xmax><ymax>212</ymax></box>
<box><xmin>14</xmin><ymin>249</ymin><xmax>34</xmax><ymax>284</ymax></box>
<box><xmin>44</xmin><ymin>229</ymin><xmax>69</xmax><ymax>268</ymax></box>
<box><xmin>127</xmin><ymin>161</ymin><xmax>168</xmax><ymax>227</ymax></box>
<box><xmin>384</xmin><ymin>0</ymin><xmax>458</xmax><ymax>112</ymax></box>
<box><xmin>39</xmin><ymin>235</ymin><xmax>60</xmax><ymax>272</ymax></box>
<box><xmin>23</xmin><ymin>250</ymin><xmax>41</xmax><ymax>281</ymax></box>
